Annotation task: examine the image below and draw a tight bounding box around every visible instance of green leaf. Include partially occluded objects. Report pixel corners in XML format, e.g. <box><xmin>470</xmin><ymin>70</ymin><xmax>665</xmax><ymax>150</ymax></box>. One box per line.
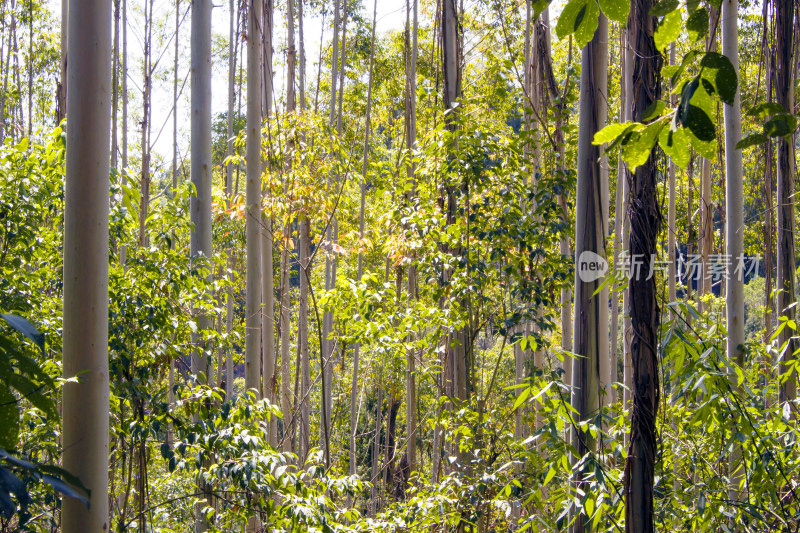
<box><xmin>700</xmin><ymin>52</ymin><xmax>738</xmax><ymax>105</ymax></box>
<box><xmin>747</xmin><ymin>102</ymin><xmax>786</xmax><ymax>119</ymax></box>
<box><xmin>512</xmin><ymin>387</ymin><xmax>531</xmax><ymax>412</ymax></box>
<box><xmin>593</xmin><ymin>122</ymin><xmax>639</xmax><ymax>145</ymax></box>
<box><xmin>40</xmin><ymin>474</ymin><xmax>90</xmax><ymax>507</ymax></box>
<box><xmin>687</xmin><ymin>7</ymin><xmax>708</xmax><ymax>42</ymax></box>
<box><xmin>0</xmin><ymin>315</ymin><xmax>44</xmax><ymax>354</ymax></box>
<box><xmin>642</xmin><ymin>100</ymin><xmax>666</xmax><ymax>122</ymax></box>
<box><xmin>670</xmin><ymin>51</ymin><xmax>702</xmax><ymax>87</ymax></box>
<box><xmin>655</xmin><ymin>9</ymin><xmax>681</xmax><ymax>52</ymax></box>
<box><xmin>598</xmin><ymin>0</ymin><xmax>629</xmax><ymax>24</ymax></box>
<box><xmin>684</xmin><ymin>105</ymin><xmax>716</xmax><ymax>142</ymax></box>
<box><xmin>5</xmin><ymin>373</ymin><xmax>57</xmax><ymax>420</ymax></box>
<box><xmin>649</xmin><ymin>0</ymin><xmax>679</xmax><ymax>17</ymax></box>
<box><xmin>622</xmin><ymin>120</ymin><xmax>665</xmax><ymax>171</ymax></box>
<box><xmin>0</xmin><ymin>387</ymin><xmax>19</xmax><ymax>450</ymax></box>
<box><xmin>659</xmin><ymin>124</ymin><xmax>691</xmax><ymax>168</ymax></box>
<box><xmin>764</xmin><ymin>113</ymin><xmax>798</xmax><ymax>138</ymax></box>
<box><xmin>532</xmin><ymin>0</ymin><xmax>553</xmax><ymax>17</ymax></box>
<box><xmin>735</xmin><ymin>133</ymin><xmax>768</xmax><ymax>150</ymax></box>
<box><xmin>555</xmin><ymin>0</ymin><xmax>600</xmax><ymax>47</ymax></box>
<box><xmin>543</xmin><ymin>466</ymin><xmax>556</xmax><ymax>486</ymax></box>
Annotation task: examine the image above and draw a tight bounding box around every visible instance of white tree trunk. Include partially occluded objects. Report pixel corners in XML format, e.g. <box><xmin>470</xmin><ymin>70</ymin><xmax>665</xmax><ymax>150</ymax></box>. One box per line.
<box><xmin>722</xmin><ymin>0</ymin><xmax>745</xmax><ymax>504</ymax></box>
<box><xmin>62</xmin><ymin>0</ymin><xmax>111</xmax><ymax>530</ymax></box>
<box><xmin>245</xmin><ymin>0</ymin><xmax>262</xmax><ymax>397</ymax></box>
<box><xmin>191</xmin><ymin>0</ymin><xmax>214</xmax><ymax>528</ymax></box>
<box><xmin>667</xmin><ymin>43</ymin><xmax>677</xmax><ymax>309</ymax></box>
<box><xmin>261</xmin><ymin>0</ymin><xmax>276</xmax><ymax>448</ymax></box>
<box><xmin>405</xmin><ymin>0</ymin><xmax>419</xmax><ymax>478</ymax></box>
<box><xmin>621</xmin><ymin>28</ymin><xmax>633</xmax><ymax>413</ymax></box>
<box><xmin>570</xmin><ymin>14</ymin><xmax>608</xmax><ymax>532</ymax></box>
<box><xmin>225</xmin><ymin>0</ymin><xmax>237</xmax><ymax>401</ymax></box>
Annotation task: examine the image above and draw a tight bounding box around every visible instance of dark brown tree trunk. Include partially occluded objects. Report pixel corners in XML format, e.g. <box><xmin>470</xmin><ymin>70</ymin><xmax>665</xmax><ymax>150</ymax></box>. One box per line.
<box><xmin>776</xmin><ymin>0</ymin><xmax>796</xmax><ymax>405</ymax></box>
<box><xmin>623</xmin><ymin>0</ymin><xmax>662</xmax><ymax>531</ymax></box>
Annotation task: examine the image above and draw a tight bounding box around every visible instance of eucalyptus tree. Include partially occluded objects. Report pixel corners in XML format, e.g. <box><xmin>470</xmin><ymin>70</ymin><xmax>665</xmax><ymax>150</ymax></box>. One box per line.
<box><xmin>404</xmin><ymin>0</ymin><xmax>419</xmax><ymax>479</ymax></box>
<box><xmin>61</xmin><ymin>0</ymin><xmax>111</xmax><ymax>530</ymax></box>
<box><xmin>321</xmin><ymin>0</ymin><xmax>341</xmax><ymax>461</ymax></box>
<box><xmin>244</xmin><ymin>0</ymin><xmax>262</xmax><ymax>398</ymax></box>
<box><xmin>261</xmin><ymin>0</ymin><xmax>277</xmax><ymax>448</ymax></box>
<box><xmin>624</xmin><ymin>0</ymin><xmax>661</xmax><ymax>529</ymax></box>
<box><xmin>350</xmin><ymin>0</ymin><xmax>378</xmax><ymax>495</ymax></box>
<box><xmin>139</xmin><ymin>0</ymin><xmax>154</xmax><ymax>247</ymax></box>
<box><xmin>56</xmin><ymin>0</ymin><xmax>66</xmax><ymax>124</ymax></box>
<box><xmin>560</xmin><ymin>5</ymin><xmax>608</xmax><ymax>529</ymax></box>
<box><xmin>612</xmin><ymin>29</ymin><xmax>628</xmax><ymax>404</ymax></box>
<box><xmin>721</xmin><ymin>0</ymin><xmax>745</xmax><ymax>504</ymax></box>
<box><xmin>775</xmin><ymin>0</ymin><xmax>795</xmax><ymax>404</ymax></box>
<box><xmin>190</xmin><ymin>0</ymin><xmax>214</xmax><ymax>528</ymax></box>
<box><xmin>698</xmin><ymin>7</ymin><xmax>718</xmax><ymax>306</ymax></box>
<box><xmin>279</xmin><ymin>0</ymin><xmax>297</xmax><ymax>456</ymax></box>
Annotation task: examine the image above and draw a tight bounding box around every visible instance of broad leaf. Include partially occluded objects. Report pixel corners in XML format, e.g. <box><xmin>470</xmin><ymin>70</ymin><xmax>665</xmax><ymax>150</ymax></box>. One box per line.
<box><xmin>642</xmin><ymin>100</ymin><xmax>666</xmax><ymax>121</ymax></box>
<box><xmin>764</xmin><ymin>113</ymin><xmax>798</xmax><ymax>138</ymax></box>
<box><xmin>622</xmin><ymin>120</ymin><xmax>665</xmax><ymax>170</ymax></box>
<box><xmin>598</xmin><ymin>0</ymin><xmax>629</xmax><ymax>24</ymax></box>
<box><xmin>700</xmin><ymin>52</ymin><xmax>738</xmax><ymax>105</ymax></box>
<box><xmin>532</xmin><ymin>0</ymin><xmax>552</xmax><ymax>17</ymax></box>
<box><xmin>684</xmin><ymin>105</ymin><xmax>716</xmax><ymax>142</ymax></box>
<box><xmin>687</xmin><ymin>7</ymin><xmax>709</xmax><ymax>42</ymax></box>
<box><xmin>0</xmin><ymin>387</ymin><xmax>19</xmax><ymax>450</ymax></box>
<box><xmin>655</xmin><ymin>9</ymin><xmax>681</xmax><ymax>52</ymax></box>
<box><xmin>659</xmin><ymin>124</ymin><xmax>691</xmax><ymax>168</ymax></box>
<box><xmin>555</xmin><ymin>0</ymin><xmax>600</xmax><ymax>47</ymax></box>
<box><xmin>747</xmin><ymin>102</ymin><xmax>786</xmax><ymax>119</ymax></box>
<box><xmin>649</xmin><ymin>0</ymin><xmax>679</xmax><ymax>17</ymax></box>
<box><xmin>593</xmin><ymin>122</ymin><xmax>638</xmax><ymax>145</ymax></box>
<box><xmin>0</xmin><ymin>315</ymin><xmax>44</xmax><ymax>353</ymax></box>
<box><xmin>735</xmin><ymin>133</ymin><xmax>768</xmax><ymax>150</ymax></box>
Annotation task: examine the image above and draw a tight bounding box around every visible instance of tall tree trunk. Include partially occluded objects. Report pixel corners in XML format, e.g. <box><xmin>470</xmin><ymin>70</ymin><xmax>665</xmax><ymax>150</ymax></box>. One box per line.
<box><xmin>0</xmin><ymin>7</ymin><xmax>7</xmax><ymax>143</ymax></box>
<box><xmin>262</xmin><ymin>0</ymin><xmax>277</xmax><ymax>447</ymax></box>
<box><xmin>699</xmin><ymin>8</ymin><xmax>719</xmax><ymax>306</ymax></box>
<box><xmin>112</xmin><ymin>0</ymin><xmax>119</xmax><ymax>169</ymax></box>
<box><xmin>25</xmin><ymin>0</ymin><xmax>30</xmax><ymax>137</ymax></box>
<box><xmin>139</xmin><ymin>0</ymin><xmax>153</xmax><ymax>247</ymax></box>
<box><xmin>369</xmin><ymin>381</ymin><xmax>383</xmax><ymax>517</ymax></box>
<box><xmin>404</xmin><ymin>0</ymin><xmax>419</xmax><ymax>481</ymax></box>
<box><xmin>776</xmin><ymin>0</ymin><xmax>796</xmax><ymax>405</ymax></box>
<box><xmin>570</xmin><ymin>14</ymin><xmax>608</xmax><ymax>533</ymax></box>
<box><xmin>281</xmin><ymin>0</ymin><xmax>298</xmax><ymax>457</ymax></box>
<box><xmin>623</xmin><ymin>0</ymin><xmax>662</xmax><ymax>530</ymax></box>
<box><xmin>225</xmin><ymin>0</ymin><xmax>238</xmax><ymax>400</ymax></box>
<box><xmin>764</xmin><ymin>22</ymin><xmax>775</xmax><ymax>343</ymax></box>
<box><xmin>443</xmin><ymin>0</ymin><xmax>464</xmax><ymax>396</ymax></box>
<box><xmin>62</xmin><ymin>0</ymin><xmax>111</xmax><ymax>533</ymax></box>
<box><xmin>120</xmin><ymin>0</ymin><xmax>127</xmax><ymax>265</ymax></box>
<box><xmin>62</xmin><ymin>1</ymin><xmax>111</xmax><ymax>531</ymax></box>
<box><xmin>611</xmin><ymin>29</ymin><xmax>627</xmax><ymax>403</ymax></box>
<box><xmin>298</xmin><ymin>0</ymin><xmax>306</xmax><ymax>111</ymax></box>
<box><xmin>621</xmin><ymin>28</ymin><xmax>633</xmax><ymax>413</ymax></box>
<box><xmin>336</xmin><ymin>3</ymin><xmax>348</xmax><ymax>131</ymax></box>
<box><xmin>321</xmin><ymin>0</ymin><xmax>342</xmax><ymax>461</ymax></box>
<box><xmin>56</xmin><ymin>0</ymin><xmax>66</xmax><ymax>125</ymax></box>
<box><xmin>722</xmin><ymin>0</ymin><xmax>745</xmax><ymax>505</ymax></box>
<box><xmin>299</xmin><ymin>217</ymin><xmax>311</xmax><ymax>463</ymax></box>
<box><xmin>349</xmin><ymin>0</ymin><xmax>378</xmax><ymax>504</ymax></box>
<box><xmin>667</xmin><ymin>43</ymin><xmax>677</xmax><ymax>309</ymax></box>
<box><xmin>191</xmin><ymin>0</ymin><xmax>214</xmax><ymax>528</ymax></box>
<box><xmin>245</xmin><ymin>0</ymin><xmax>263</xmax><ymax>398</ymax></box>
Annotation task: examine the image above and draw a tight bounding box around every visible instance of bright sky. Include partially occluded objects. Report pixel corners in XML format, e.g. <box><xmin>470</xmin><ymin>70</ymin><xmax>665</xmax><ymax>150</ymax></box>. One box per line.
<box><xmin>148</xmin><ymin>0</ymin><xmax>408</xmax><ymax>166</ymax></box>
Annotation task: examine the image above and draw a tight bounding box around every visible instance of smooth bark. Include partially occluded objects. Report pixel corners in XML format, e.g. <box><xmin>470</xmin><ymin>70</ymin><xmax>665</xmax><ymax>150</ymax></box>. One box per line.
<box><xmin>61</xmin><ymin>0</ymin><xmax>111</xmax><ymax>530</ymax></box>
